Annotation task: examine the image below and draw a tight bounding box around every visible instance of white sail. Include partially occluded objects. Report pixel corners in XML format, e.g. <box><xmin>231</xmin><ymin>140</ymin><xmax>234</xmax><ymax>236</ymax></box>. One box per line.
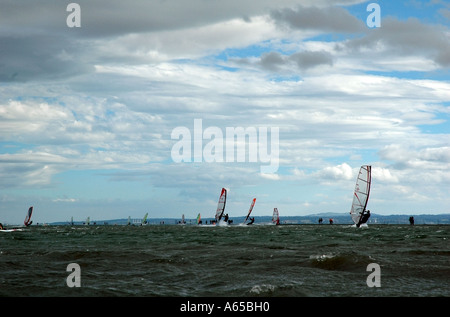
<box><xmin>215</xmin><ymin>188</ymin><xmax>227</xmax><ymax>222</ymax></box>
<box><xmin>350</xmin><ymin>165</ymin><xmax>372</xmax><ymax>225</ymax></box>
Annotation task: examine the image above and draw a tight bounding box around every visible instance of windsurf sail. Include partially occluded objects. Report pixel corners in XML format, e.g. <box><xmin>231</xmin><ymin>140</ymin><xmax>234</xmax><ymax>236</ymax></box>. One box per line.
<box><xmin>24</xmin><ymin>206</ymin><xmax>33</xmax><ymax>227</ymax></box>
<box><xmin>127</xmin><ymin>216</ymin><xmax>131</xmax><ymax>225</ymax></box>
<box><xmin>350</xmin><ymin>165</ymin><xmax>372</xmax><ymax>226</ymax></box>
<box><xmin>243</xmin><ymin>198</ymin><xmax>256</xmax><ymax>224</ymax></box>
<box><xmin>272</xmin><ymin>208</ymin><xmax>280</xmax><ymax>225</ymax></box>
<box><xmin>142</xmin><ymin>212</ymin><xmax>148</xmax><ymax>225</ymax></box>
<box><xmin>181</xmin><ymin>214</ymin><xmax>186</xmax><ymax>224</ymax></box>
<box><xmin>215</xmin><ymin>188</ymin><xmax>227</xmax><ymax>222</ymax></box>
<box><xmin>197</xmin><ymin>213</ymin><xmax>201</xmax><ymax>225</ymax></box>
<box><xmin>85</xmin><ymin>216</ymin><xmax>90</xmax><ymax>225</ymax></box>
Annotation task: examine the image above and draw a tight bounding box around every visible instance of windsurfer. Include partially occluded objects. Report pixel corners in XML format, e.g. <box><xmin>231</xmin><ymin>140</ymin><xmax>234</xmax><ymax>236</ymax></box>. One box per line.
<box><xmin>356</xmin><ymin>210</ymin><xmax>371</xmax><ymax>227</ymax></box>
<box><xmin>361</xmin><ymin>210</ymin><xmax>371</xmax><ymax>224</ymax></box>
<box><xmin>247</xmin><ymin>217</ymin><xmax>255</xmax><ymax>225</ymax></box>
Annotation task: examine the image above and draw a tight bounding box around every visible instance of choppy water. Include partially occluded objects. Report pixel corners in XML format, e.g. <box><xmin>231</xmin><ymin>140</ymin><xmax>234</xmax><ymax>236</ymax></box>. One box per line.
<box><xmin>0</xmin><ymin>224</ymin><xmax>448</xmax><ymax>297</ymax></box>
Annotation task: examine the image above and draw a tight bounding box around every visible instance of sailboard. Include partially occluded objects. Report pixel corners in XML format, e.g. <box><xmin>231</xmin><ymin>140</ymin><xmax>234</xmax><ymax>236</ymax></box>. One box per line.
<box><xmin>349</xmin><ymin>165</ymin><xmax>372</xmax><ymax>227</ymax></box>
<box><xmin>215</xmin><ymin>188</ymin><xmax>227</xmax><ymax>225</ymax></box>
<box><xmin>24</xmin><ymin>206</ymin><xmax>33</xmax><ymax>227</ymax></box>
<box><xmin>0</xmin><ymin>228</ymin><xmax>23</xmax><ymax>233</ymax></box>
<box><xmin>272</xmin><ymin>208</ymin><xmax>280</xmax><ymax>225</ymax></box>
<box><xmin>243</xmin><ymin>198</ymin><xmax>256</xmax><ymax>225</ymax></box>
<box><xmin>180</xmin><ymin>214</ymin><xmax>186</xmax><ymax>225</ymax></box>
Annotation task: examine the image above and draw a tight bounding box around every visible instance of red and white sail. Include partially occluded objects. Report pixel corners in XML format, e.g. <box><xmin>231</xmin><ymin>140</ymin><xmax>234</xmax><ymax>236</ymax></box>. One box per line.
<box><xmin>272</xmin><ymin>208</ymin><xmax>280</xmax><ymax>225</ymax></box>
<box><xmin>24</xmin><ymin>206</ymin><xmax>33</xmax><ymax>227</ymax></box>
<box><xmin>243</xmin><ymin>198</ymin><xmax>256</xmax><ymax>224</ymax></box>
<box><xmin>215</xmin><ymin>188</ymin><xmax>227</xmax><ymax>222</ymax></box>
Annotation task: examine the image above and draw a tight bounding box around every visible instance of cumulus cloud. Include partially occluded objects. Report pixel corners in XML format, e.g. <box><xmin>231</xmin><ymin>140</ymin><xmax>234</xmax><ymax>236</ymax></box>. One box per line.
<box><xmin>379</xmin><ymin>145</ymin><xmax>450</xmax><ymax>171</ymax></box>
<box><xmin>320</xmin><ymin>163</ymin><xmax>353</xmax><ymax>180</ymax></box>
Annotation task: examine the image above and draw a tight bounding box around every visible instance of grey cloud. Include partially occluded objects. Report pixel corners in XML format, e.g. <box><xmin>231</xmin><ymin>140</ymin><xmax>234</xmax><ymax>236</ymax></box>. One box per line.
<box><xmin>290</xmin><ymin>50</ymin><xmax>333</xmax><ymax>69</ymax></box>
<box><xmin>270</xmin><ymin>5</ymin><xmax>365</xmax><ymax>33</ymax></box>
<box><xmin>242</xmin><ymin>50</ymin><xmax>333</xmax><ymax>72</ymax></box>
<box><xmin>1</xmin><ymin>0</ymin><xmax>366</xmax><ymax>38</ymax></box>
<box><xmin>341</xmin><ymin>17</ymin><xmax>450</xmax><ymax>67</ymax></box>
<box><xmin>260</xmin><ymin>52</ymin><xmax>286</xmax><ymax>71</ymax></box>
<box><xmin>0</xmin><ymin>0</ymin><xmax>365</xmax><ymax>82</ymax></box>
<box><xmin>0</xmin><ymin>34</ymin><xmax>94</xmax><ymax>82</ymax></box>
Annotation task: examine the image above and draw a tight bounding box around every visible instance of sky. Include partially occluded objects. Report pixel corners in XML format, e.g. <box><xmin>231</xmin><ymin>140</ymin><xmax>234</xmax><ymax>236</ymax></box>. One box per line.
<box><xmin>1</xmin><ymin>0</ymin><xmax>450</xmax><ymax>224</ymax></box>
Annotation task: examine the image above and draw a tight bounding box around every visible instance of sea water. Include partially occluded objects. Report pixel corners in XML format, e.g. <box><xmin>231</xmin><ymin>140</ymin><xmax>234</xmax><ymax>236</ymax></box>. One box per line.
<box><xmin>0</xmin><ymin>224</ymin><xmax>448</xmax><ymax>297</ymax></box>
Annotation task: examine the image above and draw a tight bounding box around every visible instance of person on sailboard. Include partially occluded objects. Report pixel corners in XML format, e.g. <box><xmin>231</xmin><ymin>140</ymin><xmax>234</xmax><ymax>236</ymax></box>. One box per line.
<box><xmin>0</xmin><ymin>223</ymin><xmax>4</xmax><ymax>230</ymax></box>
<box><xmin>224</xmin><ymin>214</ymin><xmax>229</xmax><ymax>222</ymax></box>
<box><xmin>356</xmin><ymin>210</ymin><xmax>371</xmax><ymax>227</ymax></box>
<box><xmin>409</xmin><ymin>216</ymin><xmax>414</xmax><ymax>225</ymax></box>
<box><xmin>247</xmin><ymin>217</ymin><xmax>255</xmax><ymax>225</ymax></box>
<box><xmin>360</xmin><ymin>210</ymin><xmax>371</xmax><ymax>224</ymax></box>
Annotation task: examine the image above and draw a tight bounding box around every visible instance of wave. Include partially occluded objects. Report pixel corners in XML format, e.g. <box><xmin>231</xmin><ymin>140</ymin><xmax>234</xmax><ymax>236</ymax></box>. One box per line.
<box><xmin>308</xmin><ymin>252</ymin><xmax>372</xmax><ymax>272</ymax></box>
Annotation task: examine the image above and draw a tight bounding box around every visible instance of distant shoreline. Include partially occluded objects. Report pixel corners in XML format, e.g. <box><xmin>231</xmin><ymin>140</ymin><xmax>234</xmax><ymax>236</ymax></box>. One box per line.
<box><xmin>41</xmin><ymin>213</ymin><xmax>449</xmax><ymax>226</ymax></box>
<box><xmin>5</xmin><ymin>213</ymin><xmax>449</xmax><ymax>227</ymax></box>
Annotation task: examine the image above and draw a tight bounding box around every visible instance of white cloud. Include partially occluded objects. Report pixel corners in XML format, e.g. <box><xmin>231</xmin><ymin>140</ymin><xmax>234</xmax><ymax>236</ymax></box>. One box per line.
<box><xmin>371</xmin><ymin>167</ymin><xmax>398</xmax><ymax>183</ymax></box>
<box><xmin>320</xmin><ymin>163</ymin><xmax>353</xmax><ymax>180</ymax></box>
